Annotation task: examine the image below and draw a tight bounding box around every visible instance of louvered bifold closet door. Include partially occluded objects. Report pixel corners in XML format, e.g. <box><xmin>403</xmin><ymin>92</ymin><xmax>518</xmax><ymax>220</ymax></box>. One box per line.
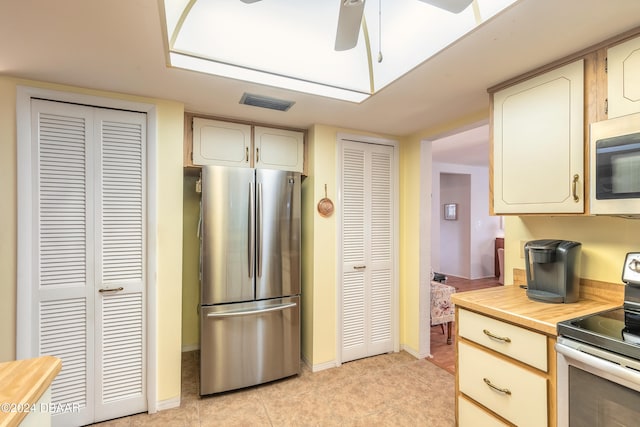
<box><xmin>93</xmin><ymin>109</ymin><xmax>146</xmax><ymax>422</ymax></box>
<box><xmin>27</xmin><ymin>100</ymin><xmax>146</xmax><ymax>427</ymax></box>
<box><xmin>341</xmin><ymin>140</ymin><xmax>394</xmax><ymax>363</ymax></box>
<box><xmin>31</xmin><ymin>99</ymin><xmax>95</xmax><ymax>427</ymax></box>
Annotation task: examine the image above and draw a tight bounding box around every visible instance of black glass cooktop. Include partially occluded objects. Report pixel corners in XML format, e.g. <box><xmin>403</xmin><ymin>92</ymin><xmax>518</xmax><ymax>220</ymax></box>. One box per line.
<box><xmin>557</xmin><ymin>307</ymin><xmax>640</xmax><ymax>361</ymax></box>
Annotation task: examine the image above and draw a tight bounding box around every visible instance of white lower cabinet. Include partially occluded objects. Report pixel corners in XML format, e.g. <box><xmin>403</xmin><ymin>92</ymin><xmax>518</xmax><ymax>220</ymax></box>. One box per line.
<box><xmin>458</xmin><ymin>395</ymin><xmax>510</xmax><ymax>427</ymax></box>
<box><xmin>456</xmin><ymin>308</ymin><xmax>552</xmax><ymax>427</ymax></box>
<box><xmin>458</xmin><ymin>341</ymin><xmax>547</xmax><ymax>427</ymax></box>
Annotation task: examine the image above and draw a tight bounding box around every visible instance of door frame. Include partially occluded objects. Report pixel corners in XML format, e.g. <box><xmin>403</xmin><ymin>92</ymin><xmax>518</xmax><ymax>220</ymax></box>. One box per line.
<box><xmin>335</xmin><ymin>133</ymin><xmax>400</xmax><ymax>364</ymax></box>
<box><xmin>15</xmin><ymin>85</ymin><xmax>158</xmax><ymax>413</ymax></box>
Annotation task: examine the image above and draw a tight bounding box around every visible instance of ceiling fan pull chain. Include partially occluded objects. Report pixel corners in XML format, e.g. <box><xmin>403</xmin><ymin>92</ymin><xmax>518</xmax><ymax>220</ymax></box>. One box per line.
<box><xmin>377</xmin><ymin>0</ymin><xmax>383</xmax><ymax>63</ymax></box>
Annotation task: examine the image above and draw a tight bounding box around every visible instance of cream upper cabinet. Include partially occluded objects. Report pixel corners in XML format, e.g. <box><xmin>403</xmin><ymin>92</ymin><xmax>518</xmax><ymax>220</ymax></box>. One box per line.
<box><xmin>190</xmin><ymin>118</ymin><xmax>304</xmax><ymax>172</ymax></box>
<box><xmin>608</xmin><ymin>35</ymin><xmax>640</xmax><ymax>118</ymax></box>
<box><xmin>254</xmin><ymin>126</ymin><xmax>304</xmax><ymax>173</ymax></box>
<box><xmin>492</xmin><ymin>59</ymin><xmax>584</xmax><ymax>214</ymax></box>
<box><xmin>192</xmin><ymin>118</ymin><xmax>252</xmax><ymax>167</ymax></box>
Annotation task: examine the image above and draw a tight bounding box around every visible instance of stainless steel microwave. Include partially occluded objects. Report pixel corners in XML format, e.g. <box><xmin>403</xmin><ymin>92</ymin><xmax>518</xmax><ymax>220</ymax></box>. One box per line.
<box><xmin>590</xmin><ymin>112</ymin><xmax>640</xmax><ymax>216</ymax></box>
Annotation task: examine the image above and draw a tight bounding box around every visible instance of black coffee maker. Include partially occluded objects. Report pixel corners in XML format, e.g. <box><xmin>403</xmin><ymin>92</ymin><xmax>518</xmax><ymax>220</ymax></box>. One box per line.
<box><xmin>524</xmin><ymin>239</ymin><xmax>581</xmax><ymax>303</ymax></box>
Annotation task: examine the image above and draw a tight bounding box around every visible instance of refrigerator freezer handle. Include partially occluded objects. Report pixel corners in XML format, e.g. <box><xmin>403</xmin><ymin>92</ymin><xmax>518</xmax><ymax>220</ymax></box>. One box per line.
<box><xmin>206</xmin><ymin>302</ymin><xmax>297</xmax><ymax>318</ymax></box>
<box><xmin>257</xmin><ymin>182</ymin><xmax>263</xmax><ymax>278</ymax></box>
<box><xmin>249</xmin><ymin>182</ymin><xmax>255</xmax><ymax>279</ymax></box>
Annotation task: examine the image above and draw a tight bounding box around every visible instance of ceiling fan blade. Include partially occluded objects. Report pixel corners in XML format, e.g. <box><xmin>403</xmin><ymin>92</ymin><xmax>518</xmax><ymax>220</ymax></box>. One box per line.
<box><xmin>335</xmin><ymin>0</ymin><xmax>366</xmax><ymax>51</ymax></box>
<box><xmin>418</xmin><ymin>0</ymin><xmax>473</xmax><ymax>13</ymax></box>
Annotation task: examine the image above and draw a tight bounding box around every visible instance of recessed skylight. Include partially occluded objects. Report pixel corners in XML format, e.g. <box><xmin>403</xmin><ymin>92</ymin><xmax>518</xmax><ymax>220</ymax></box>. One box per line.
<box><xmin>162</xmin><ymin>0</ymin><xmax>517</xmax><ymax>102</ymax></box>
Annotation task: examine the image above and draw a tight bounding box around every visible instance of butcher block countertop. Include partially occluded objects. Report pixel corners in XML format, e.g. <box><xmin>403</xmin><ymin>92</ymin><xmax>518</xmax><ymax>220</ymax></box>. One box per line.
<box><xmin>451</xmin><ymin>282</ymin><xmax>624</xmax><ymax>336</ymax></box>
<box><xmin>0</xmin><ymin>355</ymin><xmax>61</xmax><ymax>427</ymax></box>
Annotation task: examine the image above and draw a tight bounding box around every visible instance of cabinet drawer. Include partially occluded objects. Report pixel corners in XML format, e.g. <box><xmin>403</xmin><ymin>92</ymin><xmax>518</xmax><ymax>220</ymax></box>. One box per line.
<box><xmin>458</xmin><ymin>395</ymin><xmax>510</xmax><ymax>427</ymax></box>
<box><xmin>459</xmin><ymin>341</ymin><xmax>547</xmax><ymax>427</ymax></box>
<box><xmin>458</xmin><ymin>309</ymin><xmax>547</xmax><ymax>371</ymax></box>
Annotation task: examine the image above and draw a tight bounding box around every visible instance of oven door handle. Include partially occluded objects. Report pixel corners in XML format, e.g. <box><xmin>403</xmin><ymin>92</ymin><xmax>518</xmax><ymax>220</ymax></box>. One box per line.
<box><xmin>556</xmin><ymin>341</ymin><xmax>640</xmax><ymax>385</ymax></box>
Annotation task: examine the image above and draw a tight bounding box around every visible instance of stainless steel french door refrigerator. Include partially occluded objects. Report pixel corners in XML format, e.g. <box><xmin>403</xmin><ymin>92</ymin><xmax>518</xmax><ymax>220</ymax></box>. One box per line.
<box><xmin>199</xmin><ymin>165</ymin><xmax>301</xmax><ymax>395</ymax></box>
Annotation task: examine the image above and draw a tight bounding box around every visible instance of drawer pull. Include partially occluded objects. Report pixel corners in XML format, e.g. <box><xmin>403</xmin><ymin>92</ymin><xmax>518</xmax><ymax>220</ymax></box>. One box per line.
<box><xmin>483</xmin><ymin>378</ymin><xmax>512</xmax><ymax>396</ymax></box>
<box><xmin>483</xmin><ymin>329</ymin><xmax>511</xmax><ymax>343</ymax></box>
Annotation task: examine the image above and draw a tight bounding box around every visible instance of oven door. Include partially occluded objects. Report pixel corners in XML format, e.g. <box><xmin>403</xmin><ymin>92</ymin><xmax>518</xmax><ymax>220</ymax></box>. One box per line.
<box><xmin>556</xmin><ymin>337</ymin><xmax>640</xmax><ymax>427</ymax></box>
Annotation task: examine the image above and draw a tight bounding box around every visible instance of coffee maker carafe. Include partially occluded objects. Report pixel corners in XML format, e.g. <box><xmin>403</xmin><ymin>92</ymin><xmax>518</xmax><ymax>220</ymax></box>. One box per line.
<box><xmin>524</xmin><ymin>239</ymin><xmax>581</xmax><ymax>303</ymax></box>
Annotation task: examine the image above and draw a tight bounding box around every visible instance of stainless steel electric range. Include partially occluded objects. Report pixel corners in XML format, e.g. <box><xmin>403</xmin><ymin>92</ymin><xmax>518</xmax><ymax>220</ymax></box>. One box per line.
<box><xmin>556</xmin><ymin>252</ymin><xmax>640</xmax><ymax>427</ymax></box>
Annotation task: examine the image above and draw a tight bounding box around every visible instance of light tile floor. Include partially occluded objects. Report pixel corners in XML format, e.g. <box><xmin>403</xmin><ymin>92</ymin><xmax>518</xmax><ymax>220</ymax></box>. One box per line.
<box><xmin>93</xmin><ymin>351</ymin><xmax>455</xmax><ymax>426</ymax></box>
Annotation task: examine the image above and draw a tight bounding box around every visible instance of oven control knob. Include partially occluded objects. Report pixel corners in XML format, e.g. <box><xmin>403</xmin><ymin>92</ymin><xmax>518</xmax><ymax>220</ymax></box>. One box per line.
<box><xmin>630</xmin><ymin>258</ymin><xmax>640</xmax><ymax>273</ymax></box>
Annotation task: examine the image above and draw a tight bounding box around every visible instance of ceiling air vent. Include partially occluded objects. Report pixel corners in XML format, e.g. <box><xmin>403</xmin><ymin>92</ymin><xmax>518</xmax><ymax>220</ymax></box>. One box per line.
<box><xmin>239</xmin><ymin>93</ymin><xmax>295</xmax><ymax>112</ymax></box>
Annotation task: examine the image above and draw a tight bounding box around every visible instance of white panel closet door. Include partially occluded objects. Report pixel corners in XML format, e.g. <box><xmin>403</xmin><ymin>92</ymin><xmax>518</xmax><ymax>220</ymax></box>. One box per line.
<box><xmin>25</xmin><ymin>99</ymin><xmax>146</xmax><ymax>427</ymax></box>
<box><xmin>341</xmin><ymin>140</ymin><xmax>394</xmax><ymax>363</ymax></box>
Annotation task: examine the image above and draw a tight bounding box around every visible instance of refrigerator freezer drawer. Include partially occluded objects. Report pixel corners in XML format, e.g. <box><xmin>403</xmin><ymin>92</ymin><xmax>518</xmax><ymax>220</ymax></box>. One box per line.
<box><xmin>200</xmin><ymin>296</ymin><xmax>300</xmax><ymax>395</ymax></box>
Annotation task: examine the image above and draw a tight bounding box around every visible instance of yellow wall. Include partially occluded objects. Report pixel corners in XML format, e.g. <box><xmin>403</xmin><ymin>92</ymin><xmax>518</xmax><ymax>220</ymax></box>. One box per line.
<box><xmin>301</xmin><ymin>124</ymin><xmax>339</xmax><ymax>366</ymax></box>
<box><xmin>0</xmin><ymin>78</ymin><xmax>18</xmax><ymax>360</ymax></box>
<box><xmin>0</xmin><ymin>76</ymin><xmax>185</xmax><ymax>404</ymax></box>
<box><xmin>302</xmin><ymin>125</ymin><xmax>426</xmax><ymax>366</ymax></box>
<box><xmin>399</xmin><ymin>135</ymin><xmax>421</xmax><ymax>352</ymax></box>
<box><xmin>504</xmin><ymin>215</ymin><xmax>640</xmax><ymax>286</ymax></box>
<box><xmin>182</xmin><ymin>175</ymin><xmax>200</xmax><ymax>350</ymax></box>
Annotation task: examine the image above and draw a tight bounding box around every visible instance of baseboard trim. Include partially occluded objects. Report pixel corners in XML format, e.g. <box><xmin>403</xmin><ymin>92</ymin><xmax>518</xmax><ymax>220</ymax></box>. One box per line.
<box><xmin>302</xmin><ymin>354</ymin><xmax>339</xmax><ymax>373</ymax></box>
<box><xmin>401</xmin><ymin>344</ymin><xmax>427</xmax><ymax>359</ymax></box>
<box><xmin>156</xmin><ymin>396</ymin><xmax>180</xmax><ymax>412</ymax></box>
<box><xmin>182</xmin><ymin>344</ymin><xmax>200</xmax><ymax>353</ymax></box>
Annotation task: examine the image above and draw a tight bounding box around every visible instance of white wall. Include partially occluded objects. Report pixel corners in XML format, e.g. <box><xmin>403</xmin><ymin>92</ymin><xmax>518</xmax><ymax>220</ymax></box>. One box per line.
<box><xmin>439</xmin><ymin>173</ymin><xmax>471</xmax><ymax>277</ymax></box>
<box><xmin>431</xmin><ymin>162</ymin><xmax>501</xmax><ymax>279</ymax></box>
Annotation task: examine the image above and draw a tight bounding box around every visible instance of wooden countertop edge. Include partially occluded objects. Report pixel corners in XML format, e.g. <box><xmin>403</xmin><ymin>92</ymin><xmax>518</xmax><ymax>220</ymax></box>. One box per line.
<box><xmin>451</xmin><ymin>284</ymin><xmax>623</xmax><ymax>336</ymax></box>
<box><xmin>0</xmin><ymin>355</ymin><xmax>62</xmax><ymax>427</ymax></box>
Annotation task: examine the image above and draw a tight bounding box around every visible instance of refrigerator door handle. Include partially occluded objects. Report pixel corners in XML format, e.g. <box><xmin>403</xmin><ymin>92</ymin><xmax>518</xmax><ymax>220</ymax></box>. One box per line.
<box><xmin>257</xmin><ymin>181</ymin><xmax>263</xmax><ymax>278</ymax></box>
<box><xmin>249</xmin><ymin>181</ymin><xmax>255</xmax><ymax>279</ymax></box>
<box><xmin>206</xmin><ymin>302</ymin><xmax>297</xmax><ymax>318</ymax></box>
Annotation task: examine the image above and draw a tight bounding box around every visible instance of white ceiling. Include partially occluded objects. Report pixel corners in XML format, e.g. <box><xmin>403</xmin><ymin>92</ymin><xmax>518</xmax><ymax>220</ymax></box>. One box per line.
<box><xmin>1</xmin><ymin>0</ymin><xmax>640</xmax><ymax>144</ymax></box>
<box><xmin>432</xmin><ymin>124</ymin><xmax>489</xmax><ymax>167</ymax></box>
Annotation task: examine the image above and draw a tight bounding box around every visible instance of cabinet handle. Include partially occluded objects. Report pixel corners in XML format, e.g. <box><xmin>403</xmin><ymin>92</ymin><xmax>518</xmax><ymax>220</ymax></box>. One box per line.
<box><xmin>483</xmin><ymin>329</ymin><xmax>511</xmax><ymax>343</ymax></box>
<box><xmin>353</xmin><ymin>265</ymin><xmax>366</xmax><ymax>271</ymax></box>
<box><xmin>256</xmin><ymin>147</ymin><xmax>260</xmax><ymax>163</ymax></box>
<box><xmin>483</xmin><ymin>378</ymin><xmax>512</xmax><ymax>396</ymax></box>
<box><xmin>572</xmin><ymin>174</ymin><xmax>579</xmax><ymax>203</ymax></box>
<box><xmin>99</xmin><ymin>287</ymin><xmax>124</xmax><ymax>293</ymax></box>
<box><xmin>245</xmin><ymin>147</ymin><xmax>249</xmax><ymax>162</ymax></box>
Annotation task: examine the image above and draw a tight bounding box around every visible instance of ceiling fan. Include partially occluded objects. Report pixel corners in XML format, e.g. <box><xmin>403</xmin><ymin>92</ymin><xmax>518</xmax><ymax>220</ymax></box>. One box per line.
<box><xmin>335</xmin><ymin>0</ymin><xmax>474</xmax><ymax>51</ymax></box>
<box><xmin>239</xmin><ymin>0</ymin><xmax>474</xmax><ymax>51</ymax></box>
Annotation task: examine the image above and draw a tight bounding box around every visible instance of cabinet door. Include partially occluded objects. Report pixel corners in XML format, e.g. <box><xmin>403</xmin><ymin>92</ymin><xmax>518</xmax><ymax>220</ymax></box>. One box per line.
<box><xmin>21</xmin><ymin>100</ymin><xmax>147</xmax><ymax>426</ymax></box>
<box><xmin>608</xmin><ymin>35</ymin><xmax>640</xmax><ymax>118</ymax></box>
<box><xmin>493</xmin><ymin>60</ymin><xmax>584</xmax><ymax>214</ymax></box>
<box><xmin>254</xmin><ymin>126</ymin><xmax>304</xmax><ymax>172</ymax></box>
<box><xmin>340</xmin><ymin>140</ymin><xmax>395</xmax><ymax>363</ymax></box>
<box><xmin>192</xmin><ymin>118</ymin><xmax>251</xmax><ymax>167</ymax></box>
